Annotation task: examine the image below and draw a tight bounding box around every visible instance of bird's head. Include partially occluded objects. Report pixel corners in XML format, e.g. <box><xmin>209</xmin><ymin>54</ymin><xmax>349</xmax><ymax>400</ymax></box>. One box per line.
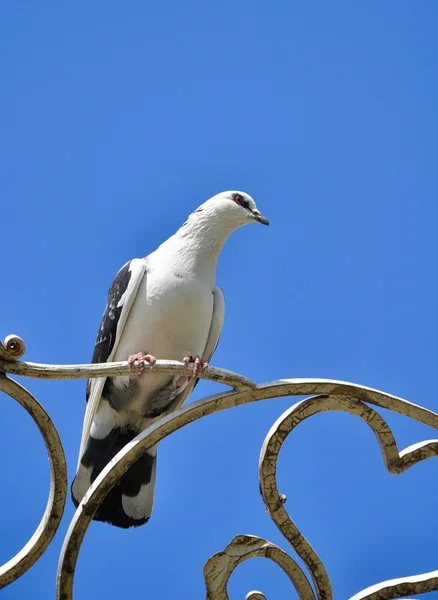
<box><xmin>207</xmin><ymin>190</ymin><xmax>269</xmax><ymax>228</ymax></box>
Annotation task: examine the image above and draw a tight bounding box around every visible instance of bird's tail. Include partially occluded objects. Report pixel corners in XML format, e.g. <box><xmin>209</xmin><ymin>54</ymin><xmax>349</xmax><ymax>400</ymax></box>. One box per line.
<box><xmin>71</xmin><ymin>427</ymin><xmax>157</xmax><ymax>528</ymax></box>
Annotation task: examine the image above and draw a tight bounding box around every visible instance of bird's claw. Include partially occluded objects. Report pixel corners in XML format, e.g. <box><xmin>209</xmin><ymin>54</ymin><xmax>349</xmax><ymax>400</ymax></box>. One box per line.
<box><xmin>183</xmin><ymin>355</ymin><xmax>208</xmax><ymax>378</ymax></box>
<box><xmin>128</xmin><ymin>352</ymin><xmax>156</xmax><ymax>378</ymax></box>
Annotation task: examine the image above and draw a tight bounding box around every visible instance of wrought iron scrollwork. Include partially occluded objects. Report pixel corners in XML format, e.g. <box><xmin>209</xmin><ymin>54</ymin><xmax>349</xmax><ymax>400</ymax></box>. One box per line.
<box><xmin>0</xmin><ymin>336</ymin><xmax>67</xmax><ymax>588</ymax></box>
<box><xmin>0</xmin><ymin>334</ymin><xmax>437</xmax><ymax>599</ymax></box>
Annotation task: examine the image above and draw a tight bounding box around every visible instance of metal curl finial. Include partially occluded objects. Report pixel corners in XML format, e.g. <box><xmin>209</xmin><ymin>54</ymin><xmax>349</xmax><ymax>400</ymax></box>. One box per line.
<box><xmin>245</xmin><ymin>592</ymin><xmax>266</xmax><ymax>600</ymax></box>
<box><xmin>0</xmin><ymin>334</ymin><xmax>26</xmax><ymax>361</ymax></box>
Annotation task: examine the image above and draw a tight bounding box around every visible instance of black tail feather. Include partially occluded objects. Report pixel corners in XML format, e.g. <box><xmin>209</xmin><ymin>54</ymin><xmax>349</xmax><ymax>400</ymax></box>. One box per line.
<box><xmin>71</xmin><ymin>427</ymin><xmax>156</xmax><ymax>528</ymax></box>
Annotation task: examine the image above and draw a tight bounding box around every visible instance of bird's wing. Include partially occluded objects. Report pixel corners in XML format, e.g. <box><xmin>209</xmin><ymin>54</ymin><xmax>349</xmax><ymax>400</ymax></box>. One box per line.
<box><xmin>161</xmin><ymin>286</ymin><xmax>225</xmax><ymax>415</ymax></box>
<box><xmin>202</xmin><ymin>286</ymin><xmax>225</xmax><ymax>363</ymax></box>
<box><xmin>78</xmin><ymin>258</ymin><xmax>147</xmax><ymax>462</ymax></box>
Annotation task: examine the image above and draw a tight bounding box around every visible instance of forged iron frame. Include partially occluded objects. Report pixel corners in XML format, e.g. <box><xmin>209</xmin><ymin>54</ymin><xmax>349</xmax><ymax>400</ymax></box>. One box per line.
<box><xmin>0</xmin><ymin>334</ymin><xmax>437</xmax><ymax>600</ymax></box>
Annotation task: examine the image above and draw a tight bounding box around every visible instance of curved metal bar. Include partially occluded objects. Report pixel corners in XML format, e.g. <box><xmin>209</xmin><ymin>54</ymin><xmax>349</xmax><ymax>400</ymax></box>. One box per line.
<box><xmin>203</xmin><ymin>534</ymin><xmax>316</xmax><ymax>600</ymax></box>
<box><xmin>349</xmin><ymin>570</ymin><xmax>438</xmax><ymax>600</ymax></box>
<box><xmin>0</xmin><ymin>375</ymin><xmax>68</xmax><ymax>588</ymax></box>
<box><xmin>56</xmin><ymin>380</ymin><xmax>438</xmax><ymax>600</ymax></box>
<box><xmin>259</xmin><ymin>394</ymin><xmax>438</xmax><ymax>600</ymax></box>
<box><xmin>0</xmin><ymin>357</ymin><xmax>257</xmax><ymax>390</ymax></box>
<box><xmin>269</xmin><ymin>379</ymin><xmax>438</xmax><ymax>428</ymax></box>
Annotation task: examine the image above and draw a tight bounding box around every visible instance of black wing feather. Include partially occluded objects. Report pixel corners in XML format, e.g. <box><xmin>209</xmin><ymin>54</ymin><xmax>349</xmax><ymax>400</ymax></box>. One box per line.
<box><xmin>86</xmin><ymin>261</ymin><xmax>132</xmax><ymax>402</ymax></box>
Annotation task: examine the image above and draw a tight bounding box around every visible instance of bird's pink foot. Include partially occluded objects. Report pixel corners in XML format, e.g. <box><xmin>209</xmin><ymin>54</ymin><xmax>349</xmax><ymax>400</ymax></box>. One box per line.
<box><xmin>128</xmin><ymin>352</ymin><xmax>156</xmax><ymax>378</ymax></box>
<box><xmin>183</xmin><ymin>355</ymin><xmax>208</xmax><ymax>378</ymax></box>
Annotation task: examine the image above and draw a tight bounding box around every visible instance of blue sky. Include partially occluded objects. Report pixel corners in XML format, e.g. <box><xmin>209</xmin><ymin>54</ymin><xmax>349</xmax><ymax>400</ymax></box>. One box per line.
<box><xmin>1</xmin><ymin>1</ymin><xmax>437</xmax><ymax>598</ymax></box>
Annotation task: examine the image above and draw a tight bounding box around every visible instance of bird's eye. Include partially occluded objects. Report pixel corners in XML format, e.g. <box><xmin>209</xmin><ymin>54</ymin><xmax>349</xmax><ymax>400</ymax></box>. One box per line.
<box><xmin>234</xmin><ymin>195</ymin><xmax>243</xmax><ymax>205</ymax></box>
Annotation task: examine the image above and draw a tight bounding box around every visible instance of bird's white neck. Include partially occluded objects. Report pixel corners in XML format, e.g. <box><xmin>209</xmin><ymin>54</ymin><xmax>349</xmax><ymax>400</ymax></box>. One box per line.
<box><xmin>152</xmin><ymin>206</ymin><xmax>241</xmax><ymax>286</ymax></box>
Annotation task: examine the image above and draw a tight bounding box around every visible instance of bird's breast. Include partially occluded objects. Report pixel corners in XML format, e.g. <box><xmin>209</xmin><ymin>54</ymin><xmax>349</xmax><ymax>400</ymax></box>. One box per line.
<box><xmin>115</xmin><ymin>270</ymin><xmax>214</xmax><ymax>363</ymax></box>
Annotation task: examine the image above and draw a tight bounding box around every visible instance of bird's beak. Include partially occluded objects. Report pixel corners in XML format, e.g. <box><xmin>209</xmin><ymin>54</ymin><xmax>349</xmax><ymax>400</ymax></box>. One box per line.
<box><xmin>252</xmin><ymin>209</ymin><xmax>269</xmax><ymax>226</ymax></box>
